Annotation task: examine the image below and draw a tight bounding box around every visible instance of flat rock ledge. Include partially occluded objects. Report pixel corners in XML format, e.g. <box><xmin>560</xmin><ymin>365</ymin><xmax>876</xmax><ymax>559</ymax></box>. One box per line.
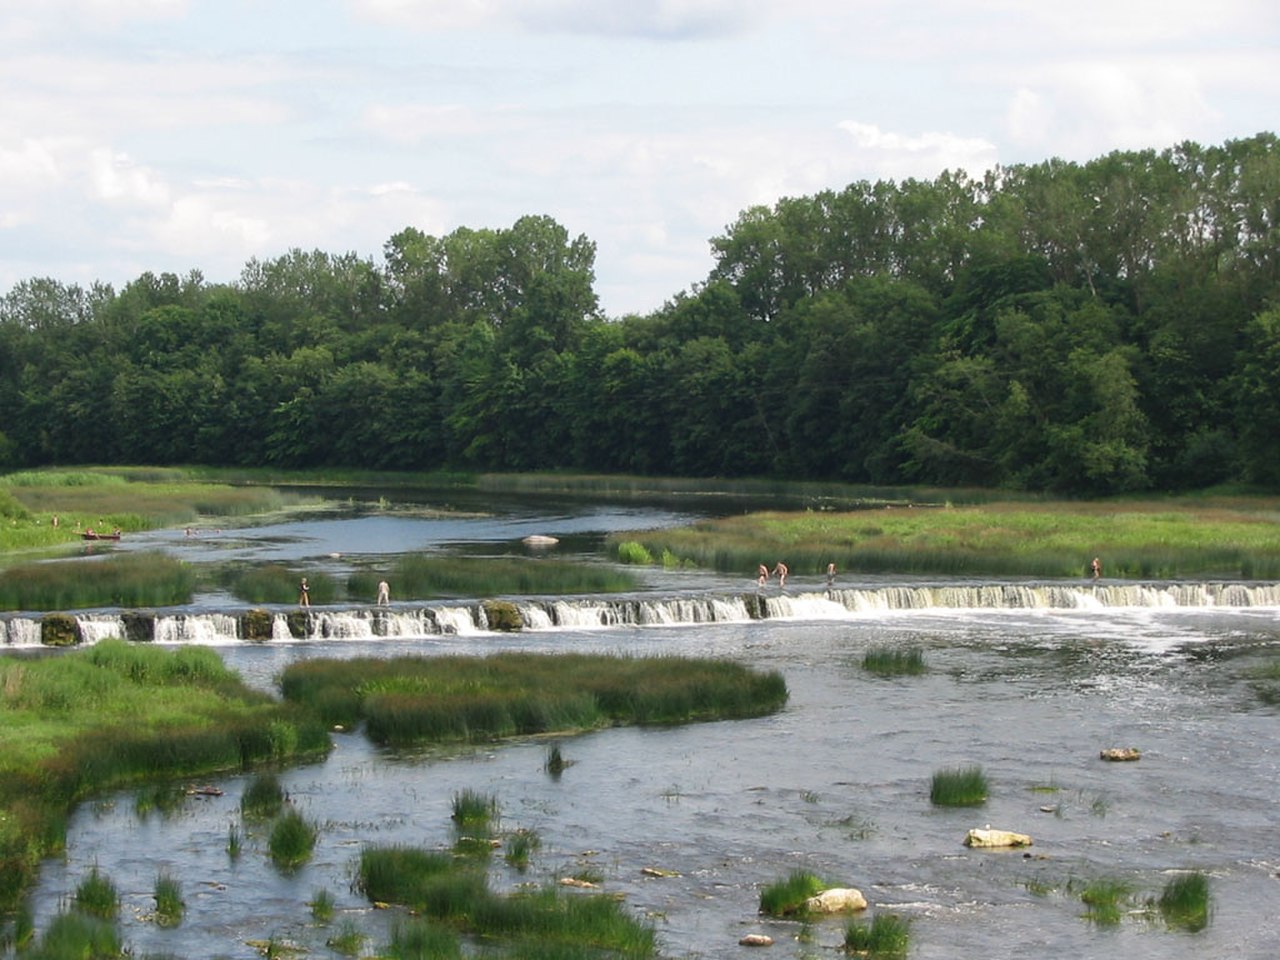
<box><xmin>965</xmin><ymin>827</ymin><xmax>1033</xmax><ymax>848</ymax></box>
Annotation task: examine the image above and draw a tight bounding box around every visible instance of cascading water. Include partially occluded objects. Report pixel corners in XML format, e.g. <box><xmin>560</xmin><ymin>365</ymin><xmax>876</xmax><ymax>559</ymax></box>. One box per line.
<box><xmin>4</xmin><ymin>580</ymin><xmax>1278</xmax><ymax>649</ymax></box>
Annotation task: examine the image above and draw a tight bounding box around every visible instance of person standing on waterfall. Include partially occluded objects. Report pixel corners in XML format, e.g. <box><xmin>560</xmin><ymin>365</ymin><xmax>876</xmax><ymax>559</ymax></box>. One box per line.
<box><xmin>1091</xmin><ymin>557</ymin><xmax>1102</xmax><ymax>581</ymax></box>
<box><xmin>299</xmin><ymin>577</ymin><xmax>311</xmax><ymax>607</ymax></box>
<box><xmin>772</xmin><ymin>561</ymin><xmax>789</xmax><ymax>589</ymax></box>
<box><xmin>757</xmin><ymin>563</ymin><xmax>769</xmax><ymax>588</ymax></box>
<box><xmin>377</xmin><ymin>579</ymin><xmax>390</xmax><ymax>605</ymax></box>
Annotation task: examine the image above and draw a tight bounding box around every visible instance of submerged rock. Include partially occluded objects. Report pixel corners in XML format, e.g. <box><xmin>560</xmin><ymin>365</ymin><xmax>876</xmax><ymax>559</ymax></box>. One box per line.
<box><xmin>965</xmin><ymin>827</ymin><xmax>1032</xmax><ymax>848</ymax></box>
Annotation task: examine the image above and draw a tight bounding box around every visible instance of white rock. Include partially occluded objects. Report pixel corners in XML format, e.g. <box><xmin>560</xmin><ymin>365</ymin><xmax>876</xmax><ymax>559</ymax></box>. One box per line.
<box><xmin>964</xmin><ymin>827</ymin><xmax>1032</xmax><ymax>848</ymax></box>
<box><xmin>802</xmin><ymin>887</ymin><xmax>868</xmax><ymax>913</ymax></box>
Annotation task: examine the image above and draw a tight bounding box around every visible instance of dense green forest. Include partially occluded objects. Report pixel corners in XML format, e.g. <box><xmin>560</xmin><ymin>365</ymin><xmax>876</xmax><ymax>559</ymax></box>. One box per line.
<box><xmin>1</xmin><ymin>134</ymin><xmax>1277</xmax><ymax>495</ymax></box>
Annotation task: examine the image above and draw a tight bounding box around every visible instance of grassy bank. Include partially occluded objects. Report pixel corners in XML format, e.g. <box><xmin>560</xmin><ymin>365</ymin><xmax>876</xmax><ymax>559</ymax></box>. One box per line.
<box><xmin>610</xmin><ymin>496</ymin><xmax>1280</xmax><ymax>580</ymax></box>
<box><xmin>280</xmin><ymin>652</ymin><xmax>789</xmax><ymax>746</ymax></box>
<box><xmin>0</xmin><ymin>467</ymin><xmax>316</xmax><ymax>557</ymax></box>
<box><xmin>0</xmin><ymin>640</ymin><xmax>330</xmax><ymax>914</ymax></box>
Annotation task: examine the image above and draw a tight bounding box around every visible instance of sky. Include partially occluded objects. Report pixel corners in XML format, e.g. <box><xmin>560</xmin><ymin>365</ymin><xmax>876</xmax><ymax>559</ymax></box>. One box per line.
<box><xmin>1</xmin><ymin>1</ymin><xmax>1277</xmax><ymax>318</ymax></box>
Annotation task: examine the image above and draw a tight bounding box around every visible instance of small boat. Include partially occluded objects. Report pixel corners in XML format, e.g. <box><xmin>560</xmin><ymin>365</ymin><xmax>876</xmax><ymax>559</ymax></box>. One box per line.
<box><xmin>80</xmin><ymin>531</ymin><xmax>121</xmax><ymax>541</ymax></box>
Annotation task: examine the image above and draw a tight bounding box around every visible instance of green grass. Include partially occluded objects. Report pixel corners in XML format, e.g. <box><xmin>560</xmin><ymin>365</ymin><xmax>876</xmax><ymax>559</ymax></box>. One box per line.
<box><xmin>0</xmin><ymin>552</ymin><xmax>196</xmax><ymax>611</ymax></box>
<box><xmin>758</xmin><ymin>869</ymin><xmax>827</xmax><ymax>918</ymax></box>
<box><xmin>269</xmin><ymin>810</ymin><xmax>318</xmax><ymax>869</ymax></box>
<box><xmin>71</xmin><ymin>866</ymin><xmax>118</xmax><ymax>920</ymax></box>
<box><xmin>309</xmin><ymin>887</ymin><xmax>335</xmax><ymax>923</ymax></box>
<box><xmin>383</xmin><ymin>917</ymin><xmax>463</xmax><ymax>959</ymax></box>
<box><xmin>325</xmin><ymin>918</ymin><xmax>366</xmax><ymax>956</ymax></box>
<box><xmin>23</xmin><ymin>910</ymin><xmax>122</xmax><ymax>960</ymax></box>
<box><xmin>861</xmin><ymin>646</ymin><xmax>926</xmax><ymax>676</ymax></box>
<box><xmin>348</xmin><ymin>554</ymin><xmax>639</xmax><ymax>600</ymax></box>
<box><xmin>153</xmin><ymin>871</ymin><xmax>184</xmax><ymax>926</ymax></box>
<box><xmin>223</xmin><ymin>564</ymin><xmax>337</xmax><ymax>605</ymax></box>
<box><xmin>279</xmin><ymin>652</ymin><xmax>788</xmax><ymax>747</ymax></box>
<box><xmin>844</xmin><ymin>913</ymin><xmax>911</xmax><ymax>956</ymax></box>
<box><xmin>1157</xmin><ymin>872</ymin><xmax>1211</xmax><ymax>931</ymax></box>
<box><xmin>1079</xmin><ymin>877</ymin><xmax>1133</xmax><ymax>925</ymax></box>
<box><xmin>609</xmin><ymin>496</ymin><xmax>1280</xmax><ymax>579</ymax></box>
<box><xmin>0</xmin><ymin>640</ymin><xmax>330</xmax><ymax>914</ymax></box>
<box><xmin>930</xmin><ymin>765</ymin><xmax>988</xmax><ymax>806</ymax></box>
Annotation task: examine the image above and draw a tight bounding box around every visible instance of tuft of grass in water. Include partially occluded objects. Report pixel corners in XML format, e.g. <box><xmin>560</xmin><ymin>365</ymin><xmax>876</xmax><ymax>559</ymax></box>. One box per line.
<box><xmin>134</xmin><ymin>782</ymin><xmax>187</xmax><ymax>819</ymax></box>
<box><xmin>309</xmin><ymin>887</ymin><xmax>335</xmax><ymax>923</ymax></box>
<box><xmin>451</xmin><ymin>789</ymin><xmax>499</xmax><ymax>830</ymax></box>
<box><xmin>930</xmin><ymin>765</ymin><xmax>988</xmax><ymax>806</ymax></box>
<box><xmin>759</xmin><ymin>869</ymin><xmax>827</xmax><ymax>918</ymax></box>
<box><xmin>504</xmin><ymin>828</ymin><xmax>541</xmax><ymax>870</ymax></box>
<box><xmin>1079</xmin><ymin>877</ymin><xmax>1133</xmax><ymax>926</ymax></box>
<box><xmin>844</xmin><ymin>912</ymin><xmax>911</xmax><ymax>956</ymax></box>
<box><xmin>240</xmin><ymin>774</ymin><xmax>286</xmax><ymax>820</ymax></box>
<box><xmin>325</xmin><ymin>918</ymin><xmax>366</xmax><ymax>956</ymax></box>
<box><xmin>72</xmin><ymin>866</ymin><xmax>118</xmax><ymax>920</ymax></box>
<box><xmin>153</xmin><ymin>871</ymin><xmax>185</xmax><ymax>926</ymax></box>
<box><xmin>861</xmin><ymin>646</ymin><xmax>926</xmax><ymax>677</ymax></box>
<box><xmin>269</xmin><ymin>810</ymin><xmax>318</xmax><ymax>869</ymax></box>
<box><xmin>226</xmin><ymin>823</ymin><xmax>242</xmax><ymax>860</ymax></box>
<box><xmin>1157</xmin><ymin>872</ymin><xmax>1211</xmax><ymax>931</ymax></box>
<box><xmin>544</xmin><ymin>744</ymin><xmax>572</xmax><ymax>777</ymax></box>
<box><xmin>279</xmin><ymin>651</ymin><xmax>788</xmax><ymax>747</ymax></box>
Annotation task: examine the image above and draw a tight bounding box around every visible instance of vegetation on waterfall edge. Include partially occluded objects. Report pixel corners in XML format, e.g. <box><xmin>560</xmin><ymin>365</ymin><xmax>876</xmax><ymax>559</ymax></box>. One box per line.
<box><xmin>279</xmin><ymin>651</ymin><xmax>789</xmax><ymax>746</ymax></box>
<box><xmin>610</xmin><ymin>495</ymin><xmax>1280</xmax><ymax>580</ymax></box>
<box><xmin>0</xmin><ymin>640</ymin><xmax>330</xmax><ymax>914</ymax></box>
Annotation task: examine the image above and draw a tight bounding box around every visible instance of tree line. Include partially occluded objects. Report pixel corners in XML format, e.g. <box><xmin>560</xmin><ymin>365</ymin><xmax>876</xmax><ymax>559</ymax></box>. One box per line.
<box><xmin>1</xmin><ymin>133</ymin><xmax>1278</xmax><ymax>495</ymax></box>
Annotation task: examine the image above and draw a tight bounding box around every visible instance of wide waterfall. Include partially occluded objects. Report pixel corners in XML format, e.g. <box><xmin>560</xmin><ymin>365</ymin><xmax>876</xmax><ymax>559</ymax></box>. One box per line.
<box><xmin>3</xmin><ymin>579</ymin><xmax>1279</xmax><ymax>649</ymax></box>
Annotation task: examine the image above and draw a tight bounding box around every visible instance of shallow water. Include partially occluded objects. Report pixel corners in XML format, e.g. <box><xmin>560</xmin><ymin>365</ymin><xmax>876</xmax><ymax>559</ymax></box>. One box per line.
<box><xmin>21</xmin><ymin>606</ymin><xmax>1280</xmax><ymax>959</ymax></box>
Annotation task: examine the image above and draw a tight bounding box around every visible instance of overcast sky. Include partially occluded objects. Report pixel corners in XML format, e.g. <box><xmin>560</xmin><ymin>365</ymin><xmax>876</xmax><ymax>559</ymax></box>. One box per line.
<box><xmin>2</xmin><ymin>0</ymin><xmax>1276</xmax><ymax>317</ymax></box>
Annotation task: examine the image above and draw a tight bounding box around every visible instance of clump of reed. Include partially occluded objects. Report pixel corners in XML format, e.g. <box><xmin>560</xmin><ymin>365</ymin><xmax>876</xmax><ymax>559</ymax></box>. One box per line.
<box><xmin>269</xmin><ymin>810</ymin><xmax>318</xmax><ymax>869</ymax></box>
<box><xmin>358</xmin><ymin>846</ymin><xmax>486</xmax><ymax>921</ymax></box>
<box><xmin>758</xmin><ymin>869</ymin><xmax>827</xmax><ymax>917</ymax></box>
<box><xmin>224</xmin><ymin>564</ymin><xmax>336</xmax><ymax>605</ymax></box>
<box><xmin>309</xmin><ymin>887</ymin><xmax>335</xmax><ymax>923</ymax></box>
<box><xmin>72</xmin><ymin>866</ymin><xmax>118</xmax><ymax>920</ymax></box>
<box><xmin>279</xmin><ymin>652</ymin><xmax>788</xmax><ymax>747</ymax></box>
<box><xmin>504</xmin><ymin>828</ymin><xmax>541</xmax><ymax>870</ymax></box>
<box><xmin>1156</xmin><ymin>871</ymin><xmax>1211</xmax><ymax>931</ymax></box>
<box><xmin>353</xmin><ymin>555</ymin><xmax>639</xmax><ymax>599</ymax></box>
<box><xmin>226</xmin><ymin>824</ymin><xmax>242</xmax><ymax>859</ymax></box>
<box><xmin>0</xmin><ymin>552</ymin><xmax>195</xmax><ymax>611</ymax></box>
<box><xmin>843</xmin><ymin>912</ymin><xmax>911</xmax><ymax>956</ymax></box>
<box><xmin>544</xmin><ymin>744</ymin><xmax>572</xmax><ymax>777</ymax></box>
<box><xmin>1079</xmin><ymin>877</ymin><xmax>1133</xmax><ymax>926</ymax></box>
<box><xmin>861</xmin><ymin>646</ymin><xmax>926</xmax><ymax>677</ymax></box>
<box><xmin>930</xmin><ymin>765</ymin><xmax>988</xmax><ymax>806</ymax></box>
<box><xmin>153</xmin><ymin>871</ymin><xmax>184</xmax><ymax>926</ymax></box>
<box><xmin>240</xmin><ymin>774</ymin><xmax>286</xmax><ymax>819</ymax></box>
<box><xmin>451</xmin><ymin>789</ymin><xmax>499</xmax><ymax>830</ymax></box>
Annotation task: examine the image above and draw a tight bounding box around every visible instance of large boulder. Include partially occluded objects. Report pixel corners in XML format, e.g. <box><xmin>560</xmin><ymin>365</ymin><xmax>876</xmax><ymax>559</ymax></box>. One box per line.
<box><xmin>964</xmin><ymin>827</ymin><xmax>1032</xmax><ymax>848</ymax></box>
<box><xmin>483</xmin><ymin>600</ymin><xmax>523</xmax><ymax>632</ymax></box>
<box><xmin>40</xmin><ymin>613</ymin><xmax>81</xmax><ymax>646</ymax></box>
<box><xmin>802</xmin><ymin>887</ymin><xmax>868</xmax><ymax>913</ymax></box>
<box><xmin>1099</xmin><ymin>747</ymin><xmax>1141</xmax><ymax>761</ymax></box>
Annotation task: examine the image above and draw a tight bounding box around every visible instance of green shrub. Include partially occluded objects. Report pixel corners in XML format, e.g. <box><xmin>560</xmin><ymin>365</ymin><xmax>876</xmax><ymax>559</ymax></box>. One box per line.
<box><xmin>930</xmin><ymin>765</ymin><xmax>988</xmax><ymax>806</ymax></box>
<box><xmin>384</xmin><ymin>917</ymin><xmax>462</xmax><ymax>959</ymax></box>
<box><xmin>616</xmin><ymin>540</ymin><xmax>654</xmax><ymax>564</ymax></box>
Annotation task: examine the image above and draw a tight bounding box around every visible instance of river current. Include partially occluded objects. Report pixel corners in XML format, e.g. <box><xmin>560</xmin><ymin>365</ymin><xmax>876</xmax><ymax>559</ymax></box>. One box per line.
<box><xmin>8</xmin><ymin>491</ymin><xmax>1280</xmax><ymax>958</ymax></box>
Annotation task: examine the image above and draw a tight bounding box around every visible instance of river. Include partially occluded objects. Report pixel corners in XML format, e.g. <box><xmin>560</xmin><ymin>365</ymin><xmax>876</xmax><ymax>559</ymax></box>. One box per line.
<box><xmin>9</xmin><ymin>489</ymin><xmax>1280</xmax><ymax>958</ymax></box>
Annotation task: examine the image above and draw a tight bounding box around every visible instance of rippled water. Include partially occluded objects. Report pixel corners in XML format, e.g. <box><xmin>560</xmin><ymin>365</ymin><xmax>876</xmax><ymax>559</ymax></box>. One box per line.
<box><xmin>22</xmin><ymin>606</ymin><xmax>1280</xmax><ymax>959</ymax></box>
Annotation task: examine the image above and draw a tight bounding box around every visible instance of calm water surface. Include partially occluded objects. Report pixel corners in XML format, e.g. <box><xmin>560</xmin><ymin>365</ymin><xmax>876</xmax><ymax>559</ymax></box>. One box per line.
<box><xmin>14</xmin><ymin>493</ymin><xmax>1280</xmax><ymax>958</ymax></box>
